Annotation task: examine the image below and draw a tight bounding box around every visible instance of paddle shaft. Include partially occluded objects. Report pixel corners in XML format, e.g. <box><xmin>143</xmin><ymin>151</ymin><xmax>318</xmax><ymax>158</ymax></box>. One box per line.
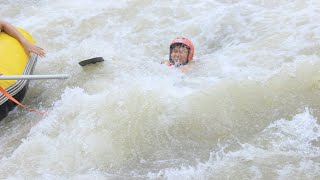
<box><xmin>0</xmin><ymin>74</ymin><xmax>69</xmax><ymax>80</ymax></box>
<box><xmin>0</xmin><ymin>57</ymin><xmax>104</xmax><ymax>80</ymax></box>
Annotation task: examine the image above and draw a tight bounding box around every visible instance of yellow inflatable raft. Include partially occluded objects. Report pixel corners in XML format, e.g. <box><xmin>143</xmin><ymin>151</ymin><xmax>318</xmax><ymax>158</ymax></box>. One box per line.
<box><xmin>0</xmin><ymin>28</ymin><xmax>38</xmax><ymax>120</ymax></box>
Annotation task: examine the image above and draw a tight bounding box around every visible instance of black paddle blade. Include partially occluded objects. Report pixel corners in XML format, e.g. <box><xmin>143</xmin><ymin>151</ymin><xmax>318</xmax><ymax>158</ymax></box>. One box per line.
<box><xmin>79</xmin><ymin>57</ymin><xmax>104</xmax><ymax>66</ymax></box>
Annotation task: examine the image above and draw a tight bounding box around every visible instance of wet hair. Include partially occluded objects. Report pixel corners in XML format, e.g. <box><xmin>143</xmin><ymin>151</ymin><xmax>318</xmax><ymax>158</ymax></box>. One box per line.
<box><xmin>169</xmin><ymin>43</ymin><xmax>191</xmax><ymax>65</ymax></box>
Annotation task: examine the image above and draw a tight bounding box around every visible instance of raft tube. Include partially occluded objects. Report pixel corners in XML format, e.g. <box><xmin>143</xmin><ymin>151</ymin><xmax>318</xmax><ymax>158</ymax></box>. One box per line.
<box><xmin>0</xmin><ymin>28</ymin><xmax>38</xmax><ymax>120</ymax></box>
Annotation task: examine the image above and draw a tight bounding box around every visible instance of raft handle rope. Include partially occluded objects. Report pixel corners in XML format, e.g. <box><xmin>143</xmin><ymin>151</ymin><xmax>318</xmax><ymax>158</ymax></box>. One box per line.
<box><xmin>0</xmin><ymin>86</ymin><xmax>47</xmax><ymax>116</ymax></box>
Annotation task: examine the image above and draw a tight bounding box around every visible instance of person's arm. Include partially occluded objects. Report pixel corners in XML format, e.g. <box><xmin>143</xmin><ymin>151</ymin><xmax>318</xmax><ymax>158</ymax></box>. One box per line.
<box><xmin>179</xmin><ymin>61</ymin><xmax>195</xmax><ymax>74</ymax></box>
<box><xmin>0</xmin><ymin>20</ymin><xmax>45</xmax><ymax>57</ymax></box>
<box><xmin>179</xmin><ymin>65</ymin><xmax>191</xmax><ymax>73</ymax></box>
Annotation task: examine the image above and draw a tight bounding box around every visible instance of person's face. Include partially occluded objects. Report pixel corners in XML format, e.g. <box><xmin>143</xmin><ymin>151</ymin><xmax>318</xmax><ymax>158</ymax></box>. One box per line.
<box><xmin>171</xmin><ymin>45</ymin><xmax>189</xmax><ymax>66</ymax></box>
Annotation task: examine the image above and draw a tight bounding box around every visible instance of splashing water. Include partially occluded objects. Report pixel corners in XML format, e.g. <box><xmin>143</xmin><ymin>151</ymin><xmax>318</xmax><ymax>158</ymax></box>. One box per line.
<box><xmin>0</xmin><ymin>0</ymin><xmax>320</xmax><ymax>179</ymax></box>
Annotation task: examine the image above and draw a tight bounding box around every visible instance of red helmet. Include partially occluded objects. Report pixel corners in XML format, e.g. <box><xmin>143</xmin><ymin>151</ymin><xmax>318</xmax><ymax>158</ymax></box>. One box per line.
<box><xmin>170</xmin><ymin>37</ymin><xmax>194</xmax><ymax>64</ymax></box>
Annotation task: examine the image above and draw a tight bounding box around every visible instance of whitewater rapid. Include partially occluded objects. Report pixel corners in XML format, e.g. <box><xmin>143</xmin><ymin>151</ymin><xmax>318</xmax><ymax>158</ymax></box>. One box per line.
<box><xmin>0</xmin><ymin>0</ymin><xmax>320</xmax><ymax>179</ymax></box>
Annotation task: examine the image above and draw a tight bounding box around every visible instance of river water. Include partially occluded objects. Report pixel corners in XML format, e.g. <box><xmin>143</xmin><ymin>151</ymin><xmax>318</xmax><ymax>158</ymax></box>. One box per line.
<box><xmin>0</xmin><ymin>0</ymin><xmax>320</xmax><ymax>179</ymax></box>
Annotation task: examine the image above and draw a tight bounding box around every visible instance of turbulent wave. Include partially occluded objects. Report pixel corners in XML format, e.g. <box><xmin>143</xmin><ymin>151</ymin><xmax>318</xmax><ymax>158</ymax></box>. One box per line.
<box><xmin>0</xmin><ymin>0</ymin><xmax>320</xmax><ymax>179</ymax></box>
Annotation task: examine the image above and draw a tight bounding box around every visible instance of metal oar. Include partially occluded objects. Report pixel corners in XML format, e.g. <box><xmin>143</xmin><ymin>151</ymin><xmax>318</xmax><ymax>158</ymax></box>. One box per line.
<box><xmin>0</xmin><ymin>74</ymin><xmax>69</xmax><ymax>80</ymax></box>
<box><xmin>0</xmin><ymin>57</ymin><xmax>105</xmax><ymax>80</ymax></box>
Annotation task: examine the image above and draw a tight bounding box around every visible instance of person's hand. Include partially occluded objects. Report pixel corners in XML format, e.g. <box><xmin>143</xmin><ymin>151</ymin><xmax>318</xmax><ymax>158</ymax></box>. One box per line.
<box><xmin>180</xmin><ymin>65</ymin><xmax>191</xmax><ymax>74</ymax></box>
<box><xmin>161</xmin><ymin>60</ymin><xmax>171</xmax><ymax>66</ymax></box>
<box><xmin>21</xmin><ymin>39</ymin><xmax>45</xmax><ymax>57</ymax></box>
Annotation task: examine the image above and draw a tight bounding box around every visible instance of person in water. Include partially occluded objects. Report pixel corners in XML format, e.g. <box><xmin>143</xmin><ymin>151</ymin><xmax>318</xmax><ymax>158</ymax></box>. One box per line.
<box><xmin>161</xmin><ymin>37</ymin><xmax>194</xmax><ymax>73</ymax></box>
<box><xmin>0</xmin><ymin>20</ymin><xmax>45</xmax><ymax>57</ymax></box>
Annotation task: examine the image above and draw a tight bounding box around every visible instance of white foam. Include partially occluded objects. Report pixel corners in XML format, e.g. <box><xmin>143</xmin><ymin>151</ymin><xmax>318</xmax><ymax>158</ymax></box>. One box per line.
<box><xmin>1</xmin><ymin>0</ymin><xmax>320</xmax><ymax>179</ymax></box>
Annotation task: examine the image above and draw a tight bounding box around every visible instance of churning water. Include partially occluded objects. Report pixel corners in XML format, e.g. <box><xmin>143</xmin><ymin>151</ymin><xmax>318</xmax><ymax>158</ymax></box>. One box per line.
<box><xmin>0</xmin><ymin>0</ymin><xmax>320</xmax><ymax>179</ymax></box>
